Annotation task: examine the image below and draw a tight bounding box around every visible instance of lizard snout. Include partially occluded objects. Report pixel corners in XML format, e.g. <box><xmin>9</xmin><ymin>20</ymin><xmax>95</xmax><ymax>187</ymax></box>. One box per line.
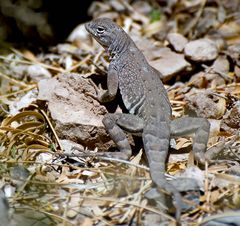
<box><xmin>84</xmin><ymin>22</ymin><xmax>92</xmax><ymax>33</ymax></box>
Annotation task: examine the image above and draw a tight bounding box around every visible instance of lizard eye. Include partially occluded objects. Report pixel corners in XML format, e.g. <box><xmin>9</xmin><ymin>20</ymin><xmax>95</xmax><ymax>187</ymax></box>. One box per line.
<box><xmin>96</xmin><ymin>27</ymin><xmax>105</xmax><ymax>34</ymax></box>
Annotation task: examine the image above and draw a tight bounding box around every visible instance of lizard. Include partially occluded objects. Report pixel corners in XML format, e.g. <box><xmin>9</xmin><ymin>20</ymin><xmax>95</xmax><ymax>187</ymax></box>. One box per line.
<box><xmin>85</xmin><ymin>17</ymin><xmax>210</xmax><ymax>220</ymax></box>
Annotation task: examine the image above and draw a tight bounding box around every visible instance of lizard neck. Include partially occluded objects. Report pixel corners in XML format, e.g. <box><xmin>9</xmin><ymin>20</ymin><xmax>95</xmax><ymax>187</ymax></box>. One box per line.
<box><xmin>108</xmin><ymin>32</ymin><xmax>131</xmax><ymax>59</ymax></box>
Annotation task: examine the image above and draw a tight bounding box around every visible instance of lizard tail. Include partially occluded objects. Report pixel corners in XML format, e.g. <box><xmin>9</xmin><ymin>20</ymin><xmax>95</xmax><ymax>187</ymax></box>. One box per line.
<box><xmin>143</xmin><ymin>119</ymin><xmax>182</xmax><ymax>221</ymax></box>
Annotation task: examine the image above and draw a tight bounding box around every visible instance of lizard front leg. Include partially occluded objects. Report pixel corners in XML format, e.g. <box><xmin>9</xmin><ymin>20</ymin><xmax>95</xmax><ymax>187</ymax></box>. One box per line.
<box><xmin>91</xmin><ymin>64</ymin><xmax>119</xmax><ymax>103</ymax></box>
<box><xmin>103</xmin><ymin>113</ymin><xmax>144</xmax><ymax>159</ymax></box>
<box><xmin>170</xmin><ymin>117</ymin><xmax>210</xmax><ymax>163</ymax></box>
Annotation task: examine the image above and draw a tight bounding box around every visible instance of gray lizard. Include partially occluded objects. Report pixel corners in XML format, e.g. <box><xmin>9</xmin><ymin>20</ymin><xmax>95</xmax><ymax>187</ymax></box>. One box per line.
<box><xmin>85</xmin><ymin>18</ymin><xmax>210</xmax><ymax>220</ymax></box>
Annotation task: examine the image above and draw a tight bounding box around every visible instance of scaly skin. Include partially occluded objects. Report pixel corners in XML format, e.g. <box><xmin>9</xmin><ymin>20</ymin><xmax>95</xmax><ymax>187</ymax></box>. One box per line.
<box><xmin>85</xmin><ymin>18</ymin><xmax>210</xmax><ymax>221</ymax></box>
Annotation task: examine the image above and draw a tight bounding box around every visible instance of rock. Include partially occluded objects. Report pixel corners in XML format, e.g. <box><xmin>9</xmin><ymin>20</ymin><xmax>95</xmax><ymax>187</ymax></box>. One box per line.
<box><xmin>37</xmin><ymin>73</ymin><xmax>112</xmax><ymax>151</ymax></box>
<box><xmin>167</xmin><ymin>32</ymin><xmax>188</xmax><ymax>52</ymax></box>
<box><xmin>60</xmin><ymin>139</ymin><xmax>85</xmax><ymax>155</ymax></box>
<box><xmin>134</xmin><ymin>39</ymin><xmax>191</xmax><ymax>80</ymax></box>
<box><xmin>184</xmin><ymin>38</ymin><xmax>219</xmax><ymax>62</ymax></box>
<box><xmin>9</xmin><ymin>64</ymin><xmax>27</xmax><ymax>80</ymax></box>
<box><xmin>190</xmin><ymin>55</ymin><xmax>230</xmax><ymax>88</ymax></box>
<box><xmin>185</xmin><ymin>90</ymin><xmax>226</xmax><ymax>119</ymax></box>
<box><xmin>192</xmin><ymin>8</ymin><xmax>219</xmax><ymax>38</ymax></box>
<box><xmin>148</xmin><ymin>47</ymin><xmax>191</xmax><ymax>81</ymax></box>
<box><xmin>212</xmin><ymin>55</ymin><xmax>229</xmax><ymax>75</ymax></box>
<box><xmin>9</xmin><ymin>64</ymin><xmax>51</xmax><ymax>82</ymax></box>
<box><xmin>175</xmin><ymin>166</ymin><xmax>204</xmax><ymax>190</ymax></box>
<box><xmin>50</xmin><ymin>43</ymin><xmax>78</xmax><ymax>55</ymax></box>
<box><xmin>109</xmin><ymin>0</ymin><xmax>125</xmax><ymax>11</ymax></box>
<box><xmin>67</xmin><ymin>24</ymin><xmax>91</xmax><ymax>46</ymax></box>
<box><xmin>226</xmin><ymin>43</ymin><xmax>240</xmax><ymax>67</ymax></box>
<box><xmin>10</xmin><ymin>166</ymin><xmax>30</xmax><ymax>188</ymax></box>
<box><xmin>132</xmin><ymin>1</ymin><xmax>152</xmax><ymax>15</ymax></box>
<box><xmin>221</xmin><ymin>101</ymin><xmax>240</xmax><ymax>133</ymax></box>
<box><xmin>87</xmin><ymin>1</ymin><xmax>116</xmax><ymax>19</ymax></box>
<box><xmin>9</xmin><ymin>89</ymin><xmax>38</xmax><ymax>115</ymax></box>
<box><xmin>26</xmin><ymin>64</ymin><xmax>52</xmax><ymax>82</ymax></box>
<box><xmin>210</xmin><ymin>55</ymin><xmax>230</xmax><ymax>83</ymax></box>
<box><xmin>67</xmin><ymin>209</ymin><xmax>78</xmax><ymax>219</ymax></box>
<box><xmin>189</xmin><ymin>72</ymin><xmax>208</xmax><ymax>88</ymax></box>
<box><xmin>234</xmin><ymin>66</ymin><xmax>240</xmax><ymax>78</ymax></box>
<box><xmin>133</xmin><ymin>37</ymin><xmax>157</xmax><ymax>59</ymax></box>
<box><xmin>206</xmin><ymin>33</ymin><xmax>226</xmax><ymax>51</ymax></box>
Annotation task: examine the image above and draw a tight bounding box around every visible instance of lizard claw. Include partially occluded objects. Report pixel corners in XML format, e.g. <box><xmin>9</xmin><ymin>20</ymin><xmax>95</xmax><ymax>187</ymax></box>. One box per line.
<box><xmin>86</xmin><ymin>80</ymin><xmax>105</xmax><ymax>102</ymax></box>
<box><xmin>88</xmin><ymin>79</ymin><xmax>100</xmax><ymax>92</ymax></box>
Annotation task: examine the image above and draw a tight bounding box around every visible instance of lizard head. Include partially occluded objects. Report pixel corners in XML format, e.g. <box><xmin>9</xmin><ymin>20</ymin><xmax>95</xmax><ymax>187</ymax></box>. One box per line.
<box><xmin>85</xmin><ymin>17</ymin><xmax>125</xmax><ymax>50</ymax></box>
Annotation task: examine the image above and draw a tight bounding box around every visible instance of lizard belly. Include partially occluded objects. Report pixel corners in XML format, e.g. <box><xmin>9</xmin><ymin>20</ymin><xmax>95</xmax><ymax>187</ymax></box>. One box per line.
<box><xmin>119</xmin><ymin>80</ymin><xmax>145</xmax><ymax>114</ymax></box>
<box><xmin>118</xmin><ymin>63</ymin><xmax>145</xmax><ymax>114</ymax></box>
<box><xmin>122</xmin><ymin>91</ymin><xmax>145</xmax><ymax>114</ymax></box>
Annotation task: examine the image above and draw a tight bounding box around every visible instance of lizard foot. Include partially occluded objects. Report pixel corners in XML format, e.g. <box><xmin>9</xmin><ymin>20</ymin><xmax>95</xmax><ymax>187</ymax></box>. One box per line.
<box><xmin>85</xmin><ymin>79</ymin><xmax>106</xmax><ymax>102</ymax></box>
<box><xmin>145</xmin><ymin>187</ymin><xmax>182</xmax><ymax>223</ymax></box>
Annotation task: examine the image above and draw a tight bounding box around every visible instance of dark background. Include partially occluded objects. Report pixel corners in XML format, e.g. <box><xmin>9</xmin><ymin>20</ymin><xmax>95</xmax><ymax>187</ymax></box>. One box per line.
<box><xmin>0</xmin><ymin>0</ymin><xmax>93</xmax><ymax>46</ymax></box>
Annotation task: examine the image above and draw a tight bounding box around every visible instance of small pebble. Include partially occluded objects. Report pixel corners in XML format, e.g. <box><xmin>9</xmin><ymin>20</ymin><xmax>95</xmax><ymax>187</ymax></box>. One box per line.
<box><xmin>184</xmin><ymin>38</ymin><xmax>219</xmax><ymax>62</ymax></box>
<box><xmin>167</xmin><ymin>32</ymin><xmax>188</xmax><ymax>52</ymax></box>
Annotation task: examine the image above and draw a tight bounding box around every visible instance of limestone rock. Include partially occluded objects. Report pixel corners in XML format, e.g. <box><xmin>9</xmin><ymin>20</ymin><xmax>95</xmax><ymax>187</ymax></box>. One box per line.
<box><xmin>149</xmin><ymin>47</ymin><xmax>191</xmax><ymax>81</ymax></box>
<box><xmin>184</xmin><ymin>38</ymin><xmax>219</xmax><ymax>62</ymax></box>
<box><xmin>38</xmin><ymin>73</ymin><xmax>112</xmax><ymax>151</ymax></box>
<box><xmin>167</xmin><ymin>32</ymin><xmax>188</xmax><ymax>52</ymax></box>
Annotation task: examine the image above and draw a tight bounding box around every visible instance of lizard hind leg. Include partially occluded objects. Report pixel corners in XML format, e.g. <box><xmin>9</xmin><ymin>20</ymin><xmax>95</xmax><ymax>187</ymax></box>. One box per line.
<box><xmin>170</xmin><ymin>117</ymin><xmax>210</xmax><ymax>163</ymax></box>
<box><xmin>102</xmin><ymin>113</ymin><xmax>144</xmax><ymax>159</ymax></box>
